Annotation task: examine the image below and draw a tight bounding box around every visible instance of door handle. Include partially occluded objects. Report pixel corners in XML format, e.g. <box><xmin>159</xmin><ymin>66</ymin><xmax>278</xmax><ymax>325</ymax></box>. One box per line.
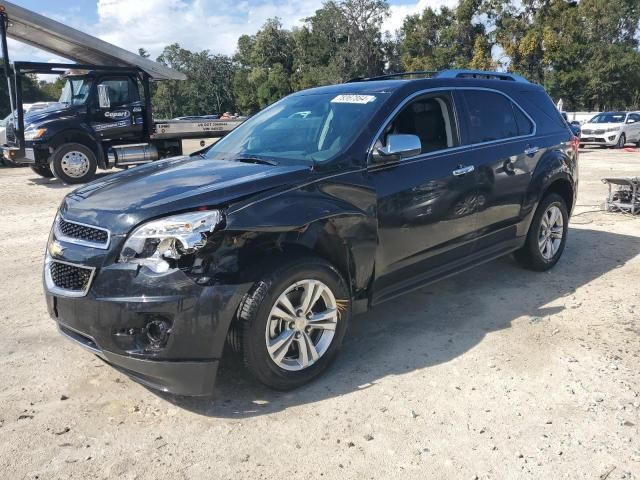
<box><xmin>524</xmin><ymin>146</ymin><xmax>540</xmax><ymax>155</ymax></box>
<box><xmin>452</xmin><ymin>165</ymin><xmax>475</xmax><ymax>176</ymax></box>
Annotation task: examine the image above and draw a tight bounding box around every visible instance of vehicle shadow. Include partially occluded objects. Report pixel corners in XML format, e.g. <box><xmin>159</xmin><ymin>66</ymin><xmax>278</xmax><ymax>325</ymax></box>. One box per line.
<box><xmin>157</xmin><ymin>227</ymin><xmax>640</xmax><ymax>418</ymax></box>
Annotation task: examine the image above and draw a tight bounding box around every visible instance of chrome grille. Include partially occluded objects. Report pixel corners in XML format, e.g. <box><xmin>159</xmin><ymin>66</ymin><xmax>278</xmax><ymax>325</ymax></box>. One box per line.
<box><xmin>55</xmin><ymin>216</ymin><xmax>110</xmax><ymax>249</ymax></box>
<box><xmin>45</xmin><ymin>258</ymin><xmax>95</xmax><ymax>297</ymax></box>
<box><xmin>581</xmin><ymin>129</ymin><xmax>593</xmax><ymax>135</ymax></box>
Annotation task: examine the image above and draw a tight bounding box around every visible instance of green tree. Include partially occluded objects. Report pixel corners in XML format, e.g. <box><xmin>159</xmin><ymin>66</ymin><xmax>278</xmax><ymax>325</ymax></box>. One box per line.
<box><xmin>152</xmin><ymin>43</ymin><xmax>236</xmax><ymax>118</ymax></box>
<box><xmin>398</xmin><ymin>0</ymin><xmax>491</xmax><ymax>71</ymax></box>
<box><xmin>483</xmin><ymin>0</ymin><xmax>640</xmax><ymax>110</ymax></box>
<box><xmin>233</xmin><ymin>18</ymin><xmax>296</xmax><ymax>113</ymax></box>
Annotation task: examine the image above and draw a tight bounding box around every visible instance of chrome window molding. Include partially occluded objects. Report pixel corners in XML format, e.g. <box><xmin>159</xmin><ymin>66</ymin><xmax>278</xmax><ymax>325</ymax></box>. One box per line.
<box><xmin>367</xmin><ymin>86</ymin><xmax>538</xmax><ymax>167</ymax></box>
<box><xmin>44</xmin><ymin>254</ymin><xmax>96</xmax><ymax>298</ymax></box>
<box><xmin>54</xmin><ymin>215</ymin><xmax>111</xmax><ymax>250</ymax></box>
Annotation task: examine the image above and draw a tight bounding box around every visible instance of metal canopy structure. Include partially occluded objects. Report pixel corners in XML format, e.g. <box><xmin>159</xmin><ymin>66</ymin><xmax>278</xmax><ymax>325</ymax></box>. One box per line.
<box><xmin>0</xmin><ymin>1</ymin><xmax>186</xmax><ymax>81</ymax></box>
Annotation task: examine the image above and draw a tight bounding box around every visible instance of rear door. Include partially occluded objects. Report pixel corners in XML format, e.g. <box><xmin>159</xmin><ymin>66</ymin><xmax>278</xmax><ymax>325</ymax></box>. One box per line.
<box><xmin>90</xmin><ymin>76</ymin><xmax>144</xmax><ymax>141</ymax></box>
<box><xmin>455</xmin><ymin>89</ymin><xmax>537</xmax><ymax>253</ymax></box>
<box><xmin>628</xmin><ymin>113</ymin><xmax>640</xmax><ymax>142</ymax></box>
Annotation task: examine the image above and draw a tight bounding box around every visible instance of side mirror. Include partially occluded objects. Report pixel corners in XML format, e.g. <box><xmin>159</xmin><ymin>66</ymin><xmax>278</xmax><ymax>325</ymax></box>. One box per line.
<box><xmin>97</xmin><ymin>84</ymin><xmax>111</xmax><ymax>109</ymax></box>
<box><xmin>374</xmin><ymin>134</ymin><xmax>421</xmax><ymax>162</ymax></box>
<box><xmin>627</xmin><ymin>119</ymin><xmax>636</xmax><ymax>124</ymax></box>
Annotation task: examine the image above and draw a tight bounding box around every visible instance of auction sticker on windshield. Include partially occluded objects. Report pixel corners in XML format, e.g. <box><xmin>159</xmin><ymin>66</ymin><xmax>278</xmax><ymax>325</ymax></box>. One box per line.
<box><xmin>331</xmin><ymin>94</ymin><xmax>377</xmax><ymax>104</ymax></box>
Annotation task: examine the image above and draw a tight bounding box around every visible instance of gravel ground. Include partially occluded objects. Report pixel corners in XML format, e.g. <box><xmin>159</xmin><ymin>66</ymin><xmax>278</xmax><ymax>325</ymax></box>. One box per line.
<box><xmin>0</xmin><ymin>149</ymin><xmax>639</xmax><ymax>480</ymax></box>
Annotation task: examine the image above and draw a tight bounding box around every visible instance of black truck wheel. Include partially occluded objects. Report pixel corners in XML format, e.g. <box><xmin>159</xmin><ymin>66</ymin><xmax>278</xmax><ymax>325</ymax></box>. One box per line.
<box><xmin>50</xmin><ymin>143</ymin><xmax>97</xmax><ymax>184</ymax></box>
<box><xmin>238</xmin><ymin>256</ymin><xmax>351</xmax><ymax>390</ymax></box>
<box><xmin>29</xmin><ymin>164</ymin><xmax>54</xmax><ymax>178</ymax></box>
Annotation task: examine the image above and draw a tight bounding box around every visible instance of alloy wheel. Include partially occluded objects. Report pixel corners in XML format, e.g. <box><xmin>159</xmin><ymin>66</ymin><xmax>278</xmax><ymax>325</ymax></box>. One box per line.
<box><xmin>538</xmin><ymin>204</ymin><xmax>564</xmax><ymax>260</ymax></box>
<box><xmin>265</xmin><ymin>279</ymin><xmax>338</xmax><ymax>371</ymax></box>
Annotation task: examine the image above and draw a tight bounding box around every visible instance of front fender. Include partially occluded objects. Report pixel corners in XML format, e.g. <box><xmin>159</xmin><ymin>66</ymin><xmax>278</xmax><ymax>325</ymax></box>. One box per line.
<box><xmin>217</xmin><ymin>171</ymin><xmax>378</xmax><ymax>302</ymax></box>
<box><xmin>43</xmin><ymin>121</ymin><xmax>105</xmax><ymax>167</ymax></box>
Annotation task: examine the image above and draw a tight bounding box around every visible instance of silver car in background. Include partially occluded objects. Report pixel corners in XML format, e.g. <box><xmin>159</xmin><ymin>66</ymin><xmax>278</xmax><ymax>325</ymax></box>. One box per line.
<box><xmin>580</xmin><ymin>111</ymin><xmax>640</xmax><ymax>148</ymax></box>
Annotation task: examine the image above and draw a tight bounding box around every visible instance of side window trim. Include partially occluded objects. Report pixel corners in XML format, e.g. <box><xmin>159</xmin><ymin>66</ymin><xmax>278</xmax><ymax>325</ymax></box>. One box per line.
<box><xmin>460</xmin><ymin>90</ymin><xmax>531</xmax><ymax>145</ymax></box>
<box><xmin>368</xmin><ymin>87</ymin><xmax>537</xmax><ymax>165</ymax></box>
<box><xmin>369</xmin><ymin>90</ymin><xmax>461</xmax><ymax>164</ymax></box>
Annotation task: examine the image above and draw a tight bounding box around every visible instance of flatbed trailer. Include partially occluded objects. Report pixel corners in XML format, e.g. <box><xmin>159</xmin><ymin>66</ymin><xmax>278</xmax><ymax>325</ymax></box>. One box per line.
<box><xmin>0</xmin><ymin>1</ymin><xmax>241</xmax><ymax>183</ymax></box>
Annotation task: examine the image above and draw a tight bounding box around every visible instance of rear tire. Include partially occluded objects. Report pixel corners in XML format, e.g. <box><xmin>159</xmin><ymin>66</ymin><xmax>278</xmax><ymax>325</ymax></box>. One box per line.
<box><xmin>29</xmin><ymin>164</ymin><xmax>54</xmax><ymax>178</ymax></box>
<box><xmin>514</xmin><ymin>193</ymin><xmax>569</xmax><ymax>271</ymax></box>
<box><xmin>50</xmin><ymin>143</ymin><xmax>97</xmax><ymax>184</ymax></box>
<box><xmin>238</xmin><ymin>256</ymin><xmax>351</xmax><ymax>390</ymax></box>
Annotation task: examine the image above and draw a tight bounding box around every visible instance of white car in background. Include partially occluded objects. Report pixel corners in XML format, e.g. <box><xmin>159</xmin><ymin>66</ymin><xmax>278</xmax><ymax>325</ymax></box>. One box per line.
<box><xmin>580</xmin><ymin>111</ymin><xmax>640</xmax><ymax>148</ymax></box>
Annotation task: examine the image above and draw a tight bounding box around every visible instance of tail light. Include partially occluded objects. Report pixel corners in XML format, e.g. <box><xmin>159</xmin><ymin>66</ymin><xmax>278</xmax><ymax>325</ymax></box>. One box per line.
<box><xmin>570</xmin><ymin>135</ymin><xmax>580</xmax><ymax>158</ymax></box>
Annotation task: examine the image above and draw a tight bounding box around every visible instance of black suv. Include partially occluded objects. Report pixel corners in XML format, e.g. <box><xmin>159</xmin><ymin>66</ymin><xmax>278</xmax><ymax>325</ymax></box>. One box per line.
<box><xmin>45</xmin><ymin>70</ymin><xmax>578</xmax><ymax>395</ymax></box>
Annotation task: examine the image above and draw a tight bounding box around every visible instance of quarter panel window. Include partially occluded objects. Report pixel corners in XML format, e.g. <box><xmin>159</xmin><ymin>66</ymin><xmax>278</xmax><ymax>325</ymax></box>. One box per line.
<box><xmin>512</xmin><ymin>103</ymin><xmax>534</xmax><ymax>136</ymax></box>
<box><xmin>463</xmin><ymin>91</ymin><xmax>525</xmax><ymax>144</ymax></box>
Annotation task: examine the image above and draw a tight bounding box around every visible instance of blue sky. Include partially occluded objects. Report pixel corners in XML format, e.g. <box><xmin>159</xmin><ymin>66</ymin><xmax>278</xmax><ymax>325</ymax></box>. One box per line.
<box><xmin>10</xmin><ymin>0</ymin><xmax>457</xmax><ymax>63</ymax></box>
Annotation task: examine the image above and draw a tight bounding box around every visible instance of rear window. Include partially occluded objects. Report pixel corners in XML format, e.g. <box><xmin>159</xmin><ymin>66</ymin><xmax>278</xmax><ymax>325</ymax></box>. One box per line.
<box><xmin>462</xmin><ymin>91</ymin><xmax>531</xmax><ymax>144</ymax></box>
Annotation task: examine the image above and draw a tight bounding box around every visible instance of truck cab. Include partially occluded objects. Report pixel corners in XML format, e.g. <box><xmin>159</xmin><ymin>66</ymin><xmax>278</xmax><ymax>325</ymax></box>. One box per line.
<box><xmin>5</xmin><ymin>68</ymin><xmax>240</xmax><ymax>183</ymax></box>
<box><xmin>0</xmin><ymin>1</ymin><xmax>242</xmax><ymax>184</ymax></box>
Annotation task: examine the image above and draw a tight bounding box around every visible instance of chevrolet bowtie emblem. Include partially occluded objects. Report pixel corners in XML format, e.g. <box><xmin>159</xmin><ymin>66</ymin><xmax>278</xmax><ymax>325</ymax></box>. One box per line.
<box><xmin>49</xmin><ymin>240</ymin><xmax>65</xmax><ymax>257</ymax></box>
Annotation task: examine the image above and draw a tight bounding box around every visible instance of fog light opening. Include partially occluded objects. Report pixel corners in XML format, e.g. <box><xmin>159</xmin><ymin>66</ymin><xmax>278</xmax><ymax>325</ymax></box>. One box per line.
<box><xmin>145</xmin><ymin>318</ymin><xmax>172</xmax><ymax>349</ymax></box>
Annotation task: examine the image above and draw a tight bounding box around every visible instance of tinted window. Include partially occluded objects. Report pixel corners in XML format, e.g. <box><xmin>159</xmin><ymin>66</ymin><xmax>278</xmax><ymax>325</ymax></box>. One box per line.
<box><xmin>513</xmin><ymin>104</ymin><xmax>534</xmax><ymax>135</ymax></box>
<box><xmin>463</xmin><ymin>91</ymin><xmax>520</xmax><ymax>143</ymax></box>
<box><xmin>382</xmin><ymin>94</ymin><xmax>457</xmax><ymax>154</ymax></box>
<box><xmin>206</xmin><ymin>92</ymin><xmax>388</xmax><ymax>165</ymax></box>
<box><xmin>589</xmin><ymin>112</ymin><xmax>626</xmax><ymax>124</ymax></box>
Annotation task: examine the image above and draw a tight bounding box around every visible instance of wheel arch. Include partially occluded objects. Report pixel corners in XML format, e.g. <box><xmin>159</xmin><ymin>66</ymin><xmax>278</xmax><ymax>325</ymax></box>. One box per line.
<box><xmin>219</xmin><ymin>214</ymin><xmax>377</xmax><ymax>306</ymax></box>
<box><xmin>49</xmin><ymin>129</ymin><xmax>105</xmax><ymax>168</ymax></box>
<box><xmin>543</xmin><ymin>177</ymin><xmax>575</xmax><ymax>215</ymax></box>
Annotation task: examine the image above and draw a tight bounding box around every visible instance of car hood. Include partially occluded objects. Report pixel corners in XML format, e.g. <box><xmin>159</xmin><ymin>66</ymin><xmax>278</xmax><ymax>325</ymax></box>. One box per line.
<box><xmin>61</xmin><ymin>156</ymin><xmax>310</xmax><ymax>234</ymax></box>
<box><xmin>24</xmin><ymin>103</ymin><xmax>80</xmax><ymax>126</ymax></box>
<box><xmin>581</xmin><ymin>122</ymin><xmax>624</xmax><ymax>130</ymax></box>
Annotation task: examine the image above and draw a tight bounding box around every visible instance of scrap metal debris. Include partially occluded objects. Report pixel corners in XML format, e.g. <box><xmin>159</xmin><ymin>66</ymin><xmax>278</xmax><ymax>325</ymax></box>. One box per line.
<box><xmin>602</xmin><ymin>177</ymin><xmax>640</xmax><ymax>215</ymax></box>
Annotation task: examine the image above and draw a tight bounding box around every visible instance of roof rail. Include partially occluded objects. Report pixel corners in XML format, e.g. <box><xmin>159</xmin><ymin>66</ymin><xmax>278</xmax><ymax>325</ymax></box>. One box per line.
<box><xmin>347</xmin><ymin>70</ymin><xmax>438</xmax><ymax>83</ymax></box>
<box><xmin>347</xmin><ymin>69</ymin><xmax>530</xmax><ymax>84</ymax></box>
<box><xmin>435</xmin><ymin>69</ymin><xmax>529</xmax><ymax>83</ymax></box>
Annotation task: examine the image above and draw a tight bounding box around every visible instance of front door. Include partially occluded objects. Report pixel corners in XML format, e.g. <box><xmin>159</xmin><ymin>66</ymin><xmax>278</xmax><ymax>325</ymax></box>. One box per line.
<box><xmin>369</xmin><ymin>92</ymin><xmax>480</xmax><ymax>302</ymax></box>
<box><xmin>91</xmin><ymin>76</ymin><xmax>144</xmax><ymax>141</ymax></box>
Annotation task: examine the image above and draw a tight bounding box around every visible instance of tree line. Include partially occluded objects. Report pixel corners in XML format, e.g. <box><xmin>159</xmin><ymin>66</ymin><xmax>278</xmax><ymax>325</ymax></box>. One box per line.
<box><xmin>151</xmin><ymin>0</ymin><xmax>640</xmax><ymax>116</ymax></box>
<box><xmin>4</xmin><ymin>0</ymin><xmax>640</xmax><ymax>118</ymax></box>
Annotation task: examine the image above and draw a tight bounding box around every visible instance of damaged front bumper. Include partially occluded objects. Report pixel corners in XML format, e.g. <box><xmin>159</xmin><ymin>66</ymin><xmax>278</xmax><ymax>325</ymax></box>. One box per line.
<box><xmin>45</xmin><ymin>259</ymin><xmax>251</xmax><ymax>396</ymax></box>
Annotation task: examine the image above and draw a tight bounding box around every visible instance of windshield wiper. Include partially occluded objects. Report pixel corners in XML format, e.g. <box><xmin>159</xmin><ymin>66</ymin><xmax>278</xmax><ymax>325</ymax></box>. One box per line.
<box><xmin>234</xmin><ymin>156</ymin><xmax>279</xmax><ymax>166</ymax></box>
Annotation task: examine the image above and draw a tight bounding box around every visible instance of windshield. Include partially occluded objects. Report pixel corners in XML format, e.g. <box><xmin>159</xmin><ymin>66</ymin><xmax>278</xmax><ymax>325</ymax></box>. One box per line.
<box><xmin>205</xmin><ymin>92</ymin><xmax>387</xmax><ymax>165</ymax></box>
<box><xmin>589</xmin><ymin>113</ymin><xmax>627</xmax><ymax>124</ymax></box>
<box><xmin>59</xmin><ymin>78</ymin><xmax>92</xmax><ymax>106</ymax></box>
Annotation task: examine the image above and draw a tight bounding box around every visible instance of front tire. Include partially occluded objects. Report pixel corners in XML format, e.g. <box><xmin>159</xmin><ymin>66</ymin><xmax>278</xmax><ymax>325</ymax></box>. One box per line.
<box><xmin>515</xmin><ymin>193</ymin><xmax>569</xmax><ymax>271</ymax></box>
<box><xmin>238</xmin><ymin>256</ymin><xmax>351</xmax><ymax>390</ymax></box>
<box><xmin>616</xmin><ymin>133</ymin><xmax>626</xmax><ymax>149</ymax></box>
<box><xmin>50</xmin><ymin>143</ymin><xmax>97</xmax><ymax>184</ymax></box>
<box><xmin>29</xmin><ymin>164</ymin><xmax>54</xmax><ymax>178</ymax></box>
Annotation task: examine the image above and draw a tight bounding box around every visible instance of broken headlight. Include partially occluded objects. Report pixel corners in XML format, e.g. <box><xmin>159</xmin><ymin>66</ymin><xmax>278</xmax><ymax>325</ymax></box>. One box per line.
<box><xmin>119</xmin><ymin>210</ymin><xmax>223</xmax><ymax>273</ymax></box>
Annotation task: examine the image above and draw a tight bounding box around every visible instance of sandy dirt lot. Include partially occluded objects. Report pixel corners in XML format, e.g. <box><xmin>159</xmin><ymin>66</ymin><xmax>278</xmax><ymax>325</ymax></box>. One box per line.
<box><xmin>0</xmin><ymin>149</ymin><xmax>639</xmax><ymax>480</ymax></box>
